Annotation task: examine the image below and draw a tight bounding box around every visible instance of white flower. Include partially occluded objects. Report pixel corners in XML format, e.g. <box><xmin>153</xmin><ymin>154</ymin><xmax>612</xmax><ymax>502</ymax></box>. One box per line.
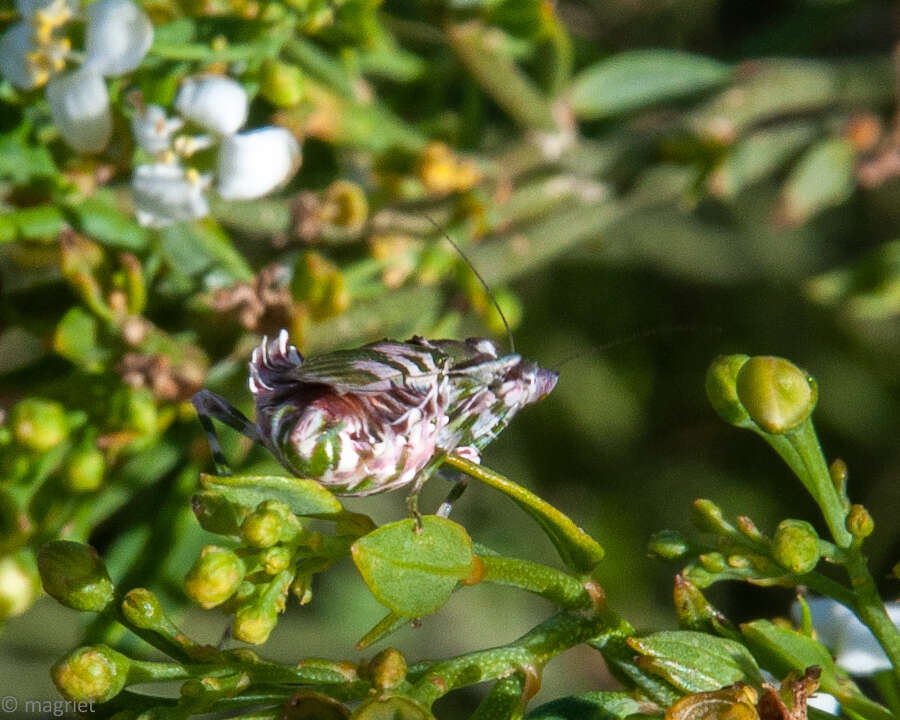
<box><xmin>216</xmin><ymin>127</ymin><xmax>301</xmax><ymax>200</ymax></box>
<box><xmin>175</xmin><ymin>75</ymin><xmax>248</xmax><ymax>136</ymax></box>
<box><xmin>0</xmin><ymin>0</ymin><xmax>152</xmax><ymax>153</ymax></box>
<box><xmin>132</xmin><ymin>163</ymin><xmax>211</xmax><ymax>228</ymax></box>
<box><xmin>792</xmin><ymin>597</ymin><xmax>900</xmax><ymax>675</ymax></box>
<box><xmin>130</xmin><ymin>76</ymin><xmax>301</xmax><ymax>227</ymax></box>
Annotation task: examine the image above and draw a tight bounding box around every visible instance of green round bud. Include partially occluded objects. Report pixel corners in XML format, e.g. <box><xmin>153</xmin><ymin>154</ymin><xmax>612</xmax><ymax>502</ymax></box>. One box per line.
<box><xmin>0</xmin><ymin>551</ymin><xmax>41</xmax><ymax>619</ymax></box>
<box><xmin>11</xmin><ymin>398</ymin><xmax>68</xmax><ymax>452</ymax></box>
<box><xmin>736</xmin><ymin>356</ymin><xmax>816</xmax><ymax>434</ymax></box>
<box><xmin>846</xmin><ymin>504</ymin><xmax>874</xmax><ymax>540</ymax></box>
<box><xmin>233</xmin><ymin>604</ymin><xmax>278</xmax><ymax>645</ymax></box>
<box><xmin>121</xmin><ymin>588</ymin><xmax>166</xmax><ymax>630</ymax></box>
<box><xmin>63</xmin><ymin>445</ymin><xmax>106</xmax><ymax>493</ymax></box>
<box><xmin>241</xmin><ymin>508</ymin><xmax>284</xmax><ymax>549</ymax></box>
<box><xmin>705</xmin><ymin>355</ymin><xmax>751</xmax><ymax>426</ymax></box>
<box><xmin>369</xmin><ymin>648</ymin><xmax>407</xmax><ymax>690</ymax></box>
<box><xmin>38</xmin><ymin>541</ymin><xmax>115</xmax><ymax>612</ymax></box>
<box><xmin>259</xmin><ymin>59</ymin><xmax>304</xmax><ymax>108</ymax></box>
<box><xmin>772</xmin><ymin>519</ymin><xmax>820</xmax><ymax>574</ymax></box>
<box><xmin>698</xmin><ymin>552</ymin><xmax>727</xmax><ymax>573</ymax></box>
<box><xmin>52</xmin><ymin>645</ymin><xmax>130</xmax><ymax>702</ymax></box>
<box><xmin>184</xmin><ymin>546</ymin><xmax>245</xmax><ymax>609</ymax></box>
<box><xmin>262</xmin><ymin>546</ymin><xmax>293</xmax><ymax>575</ymax></box>
<box><xmin>647</xmin><ymin>530</ymin><xmax>690</xmax><ymax>561</ymax></box>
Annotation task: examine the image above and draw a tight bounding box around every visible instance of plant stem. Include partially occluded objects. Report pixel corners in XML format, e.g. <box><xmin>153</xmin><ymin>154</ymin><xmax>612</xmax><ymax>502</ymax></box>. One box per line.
<box><xmin>845</xmin><ymin>552</ymin><xmax>900</xmax><ymax>687</ymax></box>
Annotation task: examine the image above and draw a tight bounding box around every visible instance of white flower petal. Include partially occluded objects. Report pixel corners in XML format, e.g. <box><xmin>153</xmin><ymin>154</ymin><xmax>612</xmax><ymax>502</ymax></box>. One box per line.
<box><xmin>216</xmin><ymin>127</ymin><xmax>300</xmax><ymax>200</ymax></box>
<box><xmin>175</xmin><ymin>75</ymin><xmax>248</xmax><ymax>135</ymax></box>
<box><xmin>132</xmin><ymin>163</ymin><xmax>210</xmax><ymax>228</ymax></box>
<box><xmin>131</xmin><ymin>104</ymin><xmax>183</xmax><ymax>155</ymax></box>
<box><xmin>807</xmin><ymin>693</ymin><xmax>840</xmax><ymax>715</ymax></box>
<box><xmin>46</xmin><ymin>69</ymin><xmax>112</xmax><ymax>153</ymax></box>
<box><xmin>83</xmin><ymin>0</ymin><xmax>153</xmax><ymax>77</ymax></box>
<box><xmin>0</xmin><ymin>21</ymin><xmax>37</xmax><ymax>90</ymax></box>
<box><xmin>15</xmin><ymin>0</ymin><xmax>77</xmax><ymax>20</ymax></box>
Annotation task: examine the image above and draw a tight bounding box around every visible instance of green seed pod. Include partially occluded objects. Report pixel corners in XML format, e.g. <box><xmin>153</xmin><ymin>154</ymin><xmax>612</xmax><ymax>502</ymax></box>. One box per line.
<box><xmin>647</xmin><ymin>530</ymin><xmax>690</xmax><ymax>561</ymax></box>
<box><xmin>38</xmin><ymin>541</ymin><xmax>115</xmax><ymax>612</ymax></box>
<box><xmin>241</xmin><ymin>508</ymin><xmax>284</xmax><ymax>548</ymax></box>
<box><xmin>11</xmin><ymin>398</ymin><xmax>69</xmax><ymax>452</ymax></box>
<box><xmin>184</xmin><ymin>546</ymin><xmax>245</xmax><ymax>609</ymax></box>
<box><xmin>735</xmin><ymin>356</ymin><xmax>817</xmax><ymax>434</ymax></box>
<box><xmin>233</xmin><ymin>603</ymin><xmax>278</xmax><ymax>645</ymax></box>
<box><xmin>846</xmin><ymin>504</ymin><xmax>874</xmax><ymax>541</ymax></box>
<box><xmin>705</xmin><ymin>355</ymin><xmax>751</xmax><ymax>427</ymax></box>
<box><xmin>52</xmin><ymin>645</ymin><xmax>131</xmax><ymax>702</ymax></box>
<box><xmin>121</xmin><ymin>588</ymin><xmax>167</xmax><ymax>630</ymax></box>
<box><xmin>0</xmin><ymin>551</ymin><xmax>41</xmax><ymax>619</ymax></box>
<box><xmin>63</xmin><ymin>444</ymin><xmax>106</xmax><ymax>493</ymax></box>
<box><xmin>368</xmin><ymin>648</ymin><xmax>407</xmax><ymax>690</ymax></box>
<box><xmin>772</xmin><ymin>519</ymin><xmax>820</xmax><ymax>574</ymax></box>
<box><xmin>259</xmin><ymin>59</ymin><xmax>304</xmax><ymax>107</ymax></box>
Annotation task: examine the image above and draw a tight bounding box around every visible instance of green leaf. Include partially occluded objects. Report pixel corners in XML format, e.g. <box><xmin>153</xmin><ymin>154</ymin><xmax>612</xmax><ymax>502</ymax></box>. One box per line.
<box><xmin>351</xmin><ymin>695</ymin><xmax>435</xmax><ymax>720</ymax></box>
<box><xmin>526</xmin><ymin>692</ymin><xmax>644</xmax><ymax>719</ymax></box>
<box><xmin>71</xmin><ymin>196</ymin><xmax>148</xmax><ymax>250</ymax></box>
<box><xmin>0</xmin><ymin>127</ymin><xmax>56</xmax><ymax>182</ymax></box>
<box><xmin>628</xmin><ymin>630</ymin><xmax>762</xmax><ymax>693</ymax></box>
<box><xmin>159</xmin><ymin>221</ymin><xmax>253</xmax><ymax>282</ymax></box>
<box><xmin>570</xmin><ymin>50</ymin><xmax>730</xmax><ymax>120</ymax></box>
<box><xmin>740</xmin><ymin>620</ymin><xmax>839</xmax><ymax>693</ymax></box>
<box><xmin>199</xmin><ymin>474</ymin><xmax>343</xmax><ymax>517</ymax></box>
<box><xmin>351</xmin><ymin>516</ymin><xmax>476</xmax><ymax>617</ymax></box>
<box><xmin>0</xmin><ymin>206</ymin><xmax>66</xmax><ymax>242</ymax></box>
<box><xmin>53</xmin><ymin>307</ymin><xmax>112</xmax><ymax>372</ymax></box>
<box><xmin>780</xmin><ymin>137</ymin><xmax>856</xmax><ymax>225</ymax></box>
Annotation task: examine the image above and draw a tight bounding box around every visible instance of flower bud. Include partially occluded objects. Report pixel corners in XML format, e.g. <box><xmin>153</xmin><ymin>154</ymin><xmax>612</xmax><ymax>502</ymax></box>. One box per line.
<box><xmin>690</xmin><ymin>499</ymin><xmax>732</xmax><ymax>536</ymax></box>
<box><xmin>184</xmin><ymin>546</ymin><xmax>244</xmax><ymax>609</ymax></box>
<box><xmin>120</xmin><ymin>588</ymin><xmax>166</xmax><ymax>630</ymax></box>
<box><xmin>63</xmin><ymin>444</ymin><xmax>106</xmax><ymax>493</ymax></box>
<box><xmin>11</xmin><ymin>398</ymin><xmax>68</xmax><ymax>452</ymax></box>
<box><xmin>291</xmin><ymin>573</ymin><xmax>314</xmax><ymax>605</ymax></box>
<box><xmin>52</xmin><ymin>645</ymin><xmax>130</xmax><ymax>702</ymax></box>
<box><xmin>232</xmin><ymin>603</ymin><xmax>278</xmax><ymax>645</ymax></box>
<box><xmin>672</xmin><ymin>575</ymin><xmax>732</xmax><ymax>635</ymax></box>
<box><xmin>846</xmin><ymin>504</ymin><xmax>874</xmax><ymax>541</ymax></box>
<box><xmin>772</xmin><ymin>519</ymin><xmax>820</xmax><ymax>574</ymax></box>
<box><xmin>321</xmin><ymin>180</ymin><xmax>367</xmax><ymax>232</ymax></box>
<box><xmin>176</xmin><ymin>75</ymin><xmax>248</xmax><ymax>135</ymax></box>
<box><xmin>735</xmin><ymin>356</ymin><xmax>816</xmax><ymax>434</ymax></box>
<box><xmin>699</xmin><ymin>552</ymin><xmax>727</xmax><ymax>573</ymax></box>
<box><xmin>259</xmin><ymin>59</ymin><xmax>304</xmax><ymax>108</ymax></box>
<box><xmin>648</xmin><ymin>530</ymin><xmax>690</xmax><ymax>561</ymax></box>
<box><xmin>261</xmin><ymin>546</ymin><xmax>293</xmax><ymax>575</ymax></box>
<box><xmin>368</xmin><ymin>648</ymin><xmax>407</xmax><ymax>690</ymax></box>
<box><xmin>705</xmin><ymin>354</ymin><xmax>751</xmax><ymax>426</ymax></box>
<box><xmin>829</xmin><ymin>458</ymin><xmax>848</xmax><ymax>496</ymax></box>
<box><xmin>353</xmin><ymin>696</ymin><xmax>434</xmax><ymax>720</ymax></box>
<box><xmin>241</xmin><ymin>508</ymin><xmax>283</xmax><ymax>549</ymax></box>
<box><xmin>0</xmin><ymin>551</ymin><xmax>41</xmax><ymax>619</ymax></box>
<box><xmin>38</xmin><ymin>541</ymin><xmax>115</xmax><ymax>612</ymax></box>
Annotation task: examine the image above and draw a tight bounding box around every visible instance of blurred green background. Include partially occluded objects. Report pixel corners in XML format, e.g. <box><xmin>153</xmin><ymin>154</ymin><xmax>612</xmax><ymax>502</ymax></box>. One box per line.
<box><xmin>1</xmin><ymin>0</ymin><xmax>899</xmax><ymax>714</ymax></box>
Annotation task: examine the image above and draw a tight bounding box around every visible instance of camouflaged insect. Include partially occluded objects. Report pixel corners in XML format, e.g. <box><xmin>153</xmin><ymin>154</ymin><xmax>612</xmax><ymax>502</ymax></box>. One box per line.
<box><xmin>194</xmin><ymin>329</ymin><xmax>557</xmax><ymax>498</ymax></box>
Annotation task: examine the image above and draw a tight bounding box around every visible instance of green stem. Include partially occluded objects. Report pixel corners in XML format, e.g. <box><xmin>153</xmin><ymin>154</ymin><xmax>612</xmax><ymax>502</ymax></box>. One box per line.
<box><xmin>445</xmin><ymin>455</ymin><xmax>604</xmax><ymax>572</ymax></box>
<box><xmin>479</xmin><ymin>555</ymin><xmax>592</xmax><ymax>609</ymax></box>
<box><xmin>845</xmin><ymin>552</ymin><xmax>900</xmax><ymax>687</ymax></box>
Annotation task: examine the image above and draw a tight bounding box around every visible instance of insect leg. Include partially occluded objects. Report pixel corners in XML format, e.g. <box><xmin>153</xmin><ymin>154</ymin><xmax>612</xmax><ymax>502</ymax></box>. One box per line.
<box><xmin>436</xmin><ymin>476</ymin><xmax>468</xmax><ymax>518</ymax></box>
<box><xmin>191</xmin><ymin>389</ymin><xmax>260</xmax><ymax>476</ymax></box>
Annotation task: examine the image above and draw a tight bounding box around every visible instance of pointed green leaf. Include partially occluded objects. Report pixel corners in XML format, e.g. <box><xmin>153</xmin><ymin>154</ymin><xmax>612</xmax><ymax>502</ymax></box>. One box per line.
<box><xmin>570</xmin><ymin>50</ymin><xmax>730</xmax><ymax>120</ymax></box>
<box><xmin>628</xmin><ymin>630</ymin><xmax>762</xmax><ymax>693</ymax></box>
<box><xmin>199</xmin><ymin>474</ymin><xmax>343</xmax><ymax>517</ymax></box>
<box><xmin>780</xmin><ymin>138</ymin><xmax>856</xmax><ymax>225</ymax></box>
<box><xmin>53</xmin><ymin>307</ymin><xmax>112</xmax><ymax>372</ymax></box>
<box><xmin>71</xmin><ymin>196</ymin><xmax>148</xmax><ymax>250</ymax></box>
<box><xmin>740</xmin><ymin>619</ymin><xmax>838</xmax><ymax>692</ymax></box>
<box><xmin>352</xmin><ymin>516</ymin><xmax>476</xmax><ymax>617</ymax></box>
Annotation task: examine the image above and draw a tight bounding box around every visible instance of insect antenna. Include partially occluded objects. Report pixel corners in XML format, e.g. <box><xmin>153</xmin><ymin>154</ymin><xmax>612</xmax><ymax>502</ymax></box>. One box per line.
<box><xmin>420</xmin><ymin>214</ymin><xmax>516</xmax><ymax>354</ymax></box>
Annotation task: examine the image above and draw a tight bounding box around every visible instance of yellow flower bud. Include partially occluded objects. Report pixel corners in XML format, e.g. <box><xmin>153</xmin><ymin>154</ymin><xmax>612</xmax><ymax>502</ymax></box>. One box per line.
<box><xmin>735</xmin><ymin>356</ymin><xmax>816</xmax><ymax>434</ymax></box>
<box><xmin>772</xmin><ymin>519</ymin><xmax>820</xmax><ymax>574</ymax></box>
<box><xmin>11</xmin><ymin>398</ymin><xmax>68</xmax><ymax>452</ymax></box>
<box><xmin>184</xmin><ymin>546</ymin><xmax>245</xmax><ymax>609</ymax></box>
<box><xmin>52</xmin><ymin>645</ymin><xmax>131</xmax><ymax>703</ymax></box>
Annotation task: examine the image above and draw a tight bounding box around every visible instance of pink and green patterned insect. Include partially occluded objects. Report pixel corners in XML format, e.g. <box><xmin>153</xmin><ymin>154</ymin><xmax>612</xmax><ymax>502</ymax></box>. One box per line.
<box><xmin>192</xmin><ymin>329</ymin><xmax>557</xmax><ymax>516</ymax></box>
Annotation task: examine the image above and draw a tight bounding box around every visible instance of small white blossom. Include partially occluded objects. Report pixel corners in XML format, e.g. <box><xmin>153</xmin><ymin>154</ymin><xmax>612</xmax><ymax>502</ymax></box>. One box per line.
<box><xmin>216</xmin><ymin>127</ymin><xmax>301</xmax><ymax>200</ymax></box>
<box><xmin>131</xmin><ymin>104</ymin><xmax>184</xmax><ymax>155</ymax></box>
<box><xmin>175</xmin><ymin>75</ymin><xmax>249</xmax><ymax>136</ymax></box>
<box><xmin>132</xmin><ymin>163</ymin><xmax>211</xmax><ymax>228</ymax></box>
<box><xmin>792</xmin><ymin>597</ymin><xmax>900</xmax><ymax>675</ymax></box>
<box><xmin>131</xmin><ymin>76</ymin><xmax>301</xmax><ymax>227</ymax></box>
<box><xmin>0</xmin><ymin>0</ymin><xmax>152</xmax><ymax>153</ymax></box>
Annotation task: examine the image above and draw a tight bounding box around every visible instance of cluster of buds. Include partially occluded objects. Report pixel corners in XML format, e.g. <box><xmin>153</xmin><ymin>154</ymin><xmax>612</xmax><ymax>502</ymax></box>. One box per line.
<box><xmin>185</xmin><ymin>486</ymin><xmax>369</xmax><ymax>645</ymax></box>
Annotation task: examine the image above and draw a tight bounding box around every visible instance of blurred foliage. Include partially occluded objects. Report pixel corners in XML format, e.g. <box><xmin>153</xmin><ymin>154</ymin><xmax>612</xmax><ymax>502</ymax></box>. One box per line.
<box><xmin>1</xmin><ymin>0</ymin><xmax>900</xmax><ymax>715</ymax></box>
